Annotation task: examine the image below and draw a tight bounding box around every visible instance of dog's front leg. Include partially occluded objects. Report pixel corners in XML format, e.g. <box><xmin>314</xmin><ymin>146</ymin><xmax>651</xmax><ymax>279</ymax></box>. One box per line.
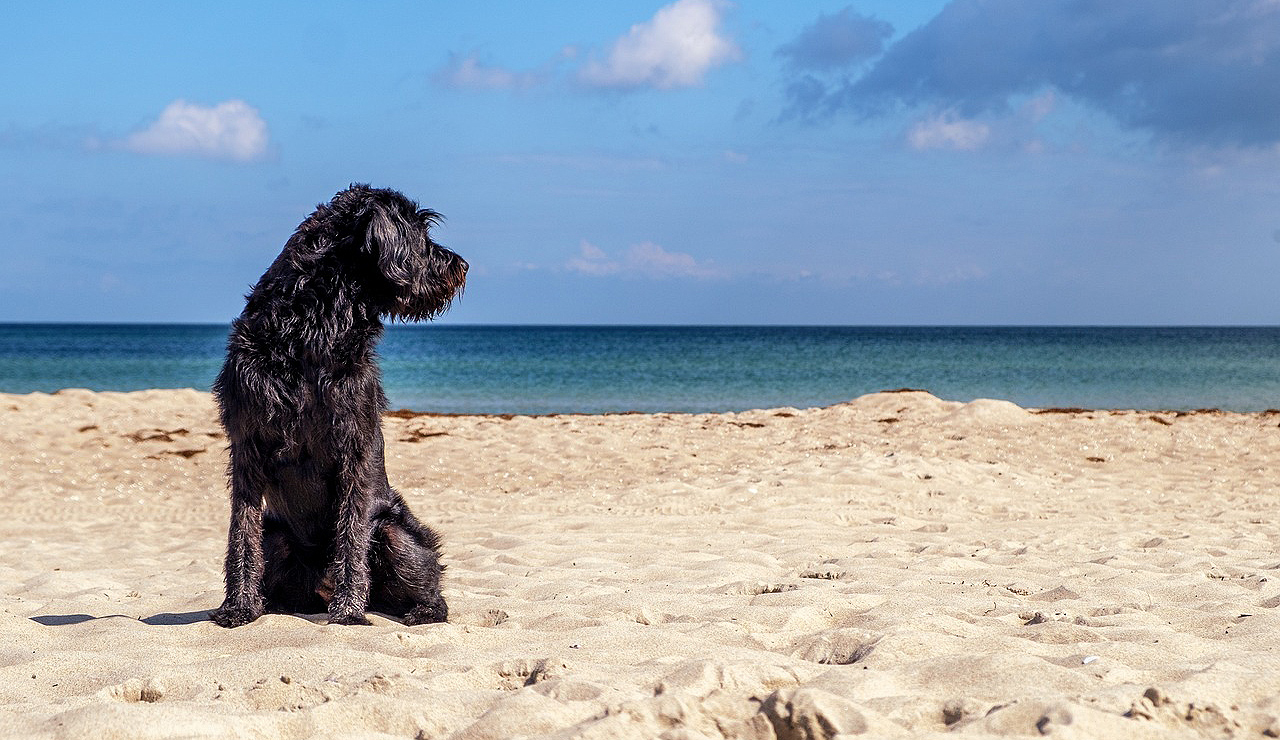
<box><xmin>326</xmin><ymin>456</ymin><xmax>375</xmax><ymax>625</ymax></box>
<box><xmin>210</xmin><ymin>459</ymin><xmax>267</xmax><ymax>627</ymax></box>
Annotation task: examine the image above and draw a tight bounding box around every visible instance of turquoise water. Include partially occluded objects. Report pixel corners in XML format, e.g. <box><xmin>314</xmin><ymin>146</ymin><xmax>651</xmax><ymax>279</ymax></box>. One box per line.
<box><xmin>0</xmin><ymin>324</ymin><xmax>1277</xmax><ymax>413</ymax></box>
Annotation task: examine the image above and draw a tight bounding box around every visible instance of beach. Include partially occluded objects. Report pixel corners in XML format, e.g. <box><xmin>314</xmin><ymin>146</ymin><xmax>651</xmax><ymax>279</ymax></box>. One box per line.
<box><xmin>2</xmin><ymin>388</ymin><xmax>1279</xmax><ymax>738</ymax></box>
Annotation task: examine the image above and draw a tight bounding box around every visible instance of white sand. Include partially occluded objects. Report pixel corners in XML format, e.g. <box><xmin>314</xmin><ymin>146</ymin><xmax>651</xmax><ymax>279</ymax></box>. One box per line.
<box><xmin>2</xmin><ymin>389</ymin><xmax>1279</xmax><ymax>738</ymax></box>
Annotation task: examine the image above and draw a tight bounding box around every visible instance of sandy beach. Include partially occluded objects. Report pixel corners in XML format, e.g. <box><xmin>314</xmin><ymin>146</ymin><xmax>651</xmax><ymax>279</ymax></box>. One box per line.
<box><xmin>2</xmin><ymin>388</ymin><xmax>1279</xmax><ymax>738</ymax></box>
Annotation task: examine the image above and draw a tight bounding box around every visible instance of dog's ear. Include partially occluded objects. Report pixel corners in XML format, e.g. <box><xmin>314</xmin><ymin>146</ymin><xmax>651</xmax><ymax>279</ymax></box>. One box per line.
<box><xmin>364</xmin><ymin>198</ymin><xmax>420</xmax><ymax>287</ymax></box>
<box><xmin>364</xmin><ymin>197</ymin><xmax>444</xmax><ymax>290</ymax></box>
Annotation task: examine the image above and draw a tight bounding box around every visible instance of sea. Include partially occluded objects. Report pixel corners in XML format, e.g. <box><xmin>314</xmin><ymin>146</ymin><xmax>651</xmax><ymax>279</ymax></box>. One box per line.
<box><xmin>0</xmin><ymin>324</ymin><xmax>1277</xmax><ymax>414</ymax></box>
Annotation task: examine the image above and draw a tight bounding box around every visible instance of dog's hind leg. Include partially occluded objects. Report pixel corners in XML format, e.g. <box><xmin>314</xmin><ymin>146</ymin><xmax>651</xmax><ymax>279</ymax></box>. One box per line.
<box><xmin>368</xmin><ymin>503</ymin><xmax>448</xmax><ymax>626</ymax></box>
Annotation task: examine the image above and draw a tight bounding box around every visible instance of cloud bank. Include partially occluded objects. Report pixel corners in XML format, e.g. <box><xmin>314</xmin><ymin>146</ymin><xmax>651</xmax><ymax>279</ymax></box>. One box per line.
<box><xmin>782</xmin><ymin>0</ymin><xmax>1280</xmax><ymax>147</ymax></box>
<box><xmin>122</xmin><ymin>99</ymin><xmax>269</xmax><ymax>161</ymax></box>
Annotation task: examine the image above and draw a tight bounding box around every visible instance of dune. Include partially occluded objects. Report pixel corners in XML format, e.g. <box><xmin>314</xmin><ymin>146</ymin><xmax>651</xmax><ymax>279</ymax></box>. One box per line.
<box><xmin>1</xmin><ymin>389</ymin><xmax>1278</xmax><ymax>738</ymax></box>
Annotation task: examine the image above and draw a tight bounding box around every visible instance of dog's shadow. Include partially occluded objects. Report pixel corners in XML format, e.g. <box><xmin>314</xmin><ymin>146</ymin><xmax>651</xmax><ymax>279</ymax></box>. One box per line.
<box><xmin>30</xmin><ymin>611</ymin><xmax>214</xmax><ymax>626</ymax></box>
<box><xmin>28</xmin><ymin>611</ymin><xmax>416</xmax><ymax>627</ymax></box>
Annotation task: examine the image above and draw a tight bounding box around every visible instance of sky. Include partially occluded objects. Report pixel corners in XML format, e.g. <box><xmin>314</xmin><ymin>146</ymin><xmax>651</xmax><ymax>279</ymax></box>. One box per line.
<box><xmin>3</xmin><ymin>0</ymin><xmax>1279</xmax><ymax>325</ymax></box>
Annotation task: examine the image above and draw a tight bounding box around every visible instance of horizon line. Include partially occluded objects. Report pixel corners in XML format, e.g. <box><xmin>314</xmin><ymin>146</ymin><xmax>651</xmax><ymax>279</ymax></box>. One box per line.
<box><xmin>2</xmin><ymin>321</ymin><xmax>1278</xmax><ymax>329</ymax></box>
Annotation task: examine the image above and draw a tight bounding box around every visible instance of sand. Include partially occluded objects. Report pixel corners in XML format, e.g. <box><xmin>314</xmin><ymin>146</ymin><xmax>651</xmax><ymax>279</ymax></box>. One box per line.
<box><xmin>2</xmin><ymin>388</ymin><xmax>1279</xmax><ymax>739</ymax></box>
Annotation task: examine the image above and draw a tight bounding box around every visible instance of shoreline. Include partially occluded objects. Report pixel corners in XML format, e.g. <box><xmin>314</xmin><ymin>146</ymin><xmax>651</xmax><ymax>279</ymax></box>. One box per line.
<box><xmin>3</xmin><ymin>388</ymin><xmax>1279</xmax><ymax>737</ymax></box>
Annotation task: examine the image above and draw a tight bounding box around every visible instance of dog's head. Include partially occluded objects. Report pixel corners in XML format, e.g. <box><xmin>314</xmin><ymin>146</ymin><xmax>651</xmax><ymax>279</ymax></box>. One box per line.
<box><xmin>301</xmin><ymin>184</ymin><xmax>468</xmax><ymax>321</ymax></box>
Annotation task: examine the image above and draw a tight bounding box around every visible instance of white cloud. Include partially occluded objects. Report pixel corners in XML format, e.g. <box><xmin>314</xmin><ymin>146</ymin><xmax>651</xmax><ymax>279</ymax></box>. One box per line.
<box><xmin>579</xmin><ymin>0</ymin><xmax>741</xmax><ymax>89</ymax></box>
<box><xmin>566</xmin><ymin>239</ymin><xmax>724</xmax><ymax>278</ymax></box>
<box><xmin>907</xmin><ymin>114</ymin><xmax>991</xmax><ymax>151</ymax></box>
<box><xmin>122</xmin><ymin>99</ymin><xmax>269</xmax><ymax>161</ymax></box>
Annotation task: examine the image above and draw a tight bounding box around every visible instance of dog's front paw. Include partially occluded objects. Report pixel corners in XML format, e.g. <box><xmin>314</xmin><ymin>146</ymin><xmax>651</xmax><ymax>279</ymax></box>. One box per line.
<box><xmin>327</xmin><ymin>609</ymin><xmax>373</xmax><ymax>626</ymax></box>
<box><xmin>209</xmin><ymin>602</ymin><xmax>263</xmax><ymax>628</ymax></box>
<box><xmin>403</xmin><ymin>597</ymin><xmax>448</xmax><ymax>626</ymax></box>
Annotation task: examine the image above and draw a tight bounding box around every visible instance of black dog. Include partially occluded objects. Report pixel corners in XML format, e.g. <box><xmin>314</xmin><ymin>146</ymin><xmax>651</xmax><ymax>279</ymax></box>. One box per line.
<box><xmin>209</xmin><ymin>184</ymin><xmax>467</xmax><ymax>628</ymax></box>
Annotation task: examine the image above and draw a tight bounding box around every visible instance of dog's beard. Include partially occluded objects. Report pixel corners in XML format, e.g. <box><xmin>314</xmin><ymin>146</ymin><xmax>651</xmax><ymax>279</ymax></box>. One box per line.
<box><xmin>389</xmin><ymin>293</ymin><xmax>453</xmax><ymax>322</ymax></box>
<box><xmin>387</xmin><ymin>276</ymin><xmax>465</xmax><ymax>322</ymax></box>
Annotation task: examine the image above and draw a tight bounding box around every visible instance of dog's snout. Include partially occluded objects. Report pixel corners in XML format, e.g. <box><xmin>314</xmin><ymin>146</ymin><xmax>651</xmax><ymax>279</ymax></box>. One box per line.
<box><xmin>458</xmin><ymin>257</ymin><xmax>469</xmax><ymax>274</ymax></box>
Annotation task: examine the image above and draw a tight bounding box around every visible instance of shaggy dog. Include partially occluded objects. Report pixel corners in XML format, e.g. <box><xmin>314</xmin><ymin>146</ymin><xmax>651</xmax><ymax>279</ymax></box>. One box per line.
<box><xmin>209</xmin><ymin>184</ymin><xmax>467</xmax><ymax>627</ymax></box>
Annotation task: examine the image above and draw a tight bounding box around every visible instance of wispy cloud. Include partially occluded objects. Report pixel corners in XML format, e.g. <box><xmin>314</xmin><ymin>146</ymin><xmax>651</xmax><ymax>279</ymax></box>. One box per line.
<box><xmin>907</xmin><ymin>113</ymin><xmax>991</xmax><ymax>151</ymax></box>
<box><xmin>911</xmin><ymin>263</ymin><xmax>989</xmax><ymax>286</ymax></box>
<box><xmin>750</xmin><ymin>261</ymin><xmax>990</xmax><ymax>288</ymax></box>
<box><xmin>565</xmin><ymin>240</ymin><xmax>618</xmax><ymax>276</ymax></box>
<box><xmin>120</xmin><ymin>99</ymin><xmax>269</xmax><ymax>161</ymax></box>
<box><xmin>434</xmin><ymin>52</ymin><xmax>544</xmax><ymax>90</ymax></box>
<box><xmin>566</xmin><ymin>239</ymin><xmax>725</xmax><ymax>279</ymax></box>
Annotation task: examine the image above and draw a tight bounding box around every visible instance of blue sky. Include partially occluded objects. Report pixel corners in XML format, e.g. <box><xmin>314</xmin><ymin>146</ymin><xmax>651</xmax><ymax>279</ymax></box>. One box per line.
<box><xmin>3</xmin><ymin>0</ymin><xmax>1278</xmax><ymax>324</ymax></box>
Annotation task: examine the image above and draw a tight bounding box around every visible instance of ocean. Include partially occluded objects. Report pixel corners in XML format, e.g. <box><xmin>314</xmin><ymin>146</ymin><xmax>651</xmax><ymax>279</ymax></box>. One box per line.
<box><xmin>0</xmin><ymin>324</ymin><xmax>1277</xmax><ymax>414</ymax></box>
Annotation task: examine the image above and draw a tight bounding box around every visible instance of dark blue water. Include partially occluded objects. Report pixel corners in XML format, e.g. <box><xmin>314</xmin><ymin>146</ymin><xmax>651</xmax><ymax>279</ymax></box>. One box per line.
<box><xmin>0</xmin><ymin>324</ymin><xmax>1277</xmax><ymax>413</ymax></box>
